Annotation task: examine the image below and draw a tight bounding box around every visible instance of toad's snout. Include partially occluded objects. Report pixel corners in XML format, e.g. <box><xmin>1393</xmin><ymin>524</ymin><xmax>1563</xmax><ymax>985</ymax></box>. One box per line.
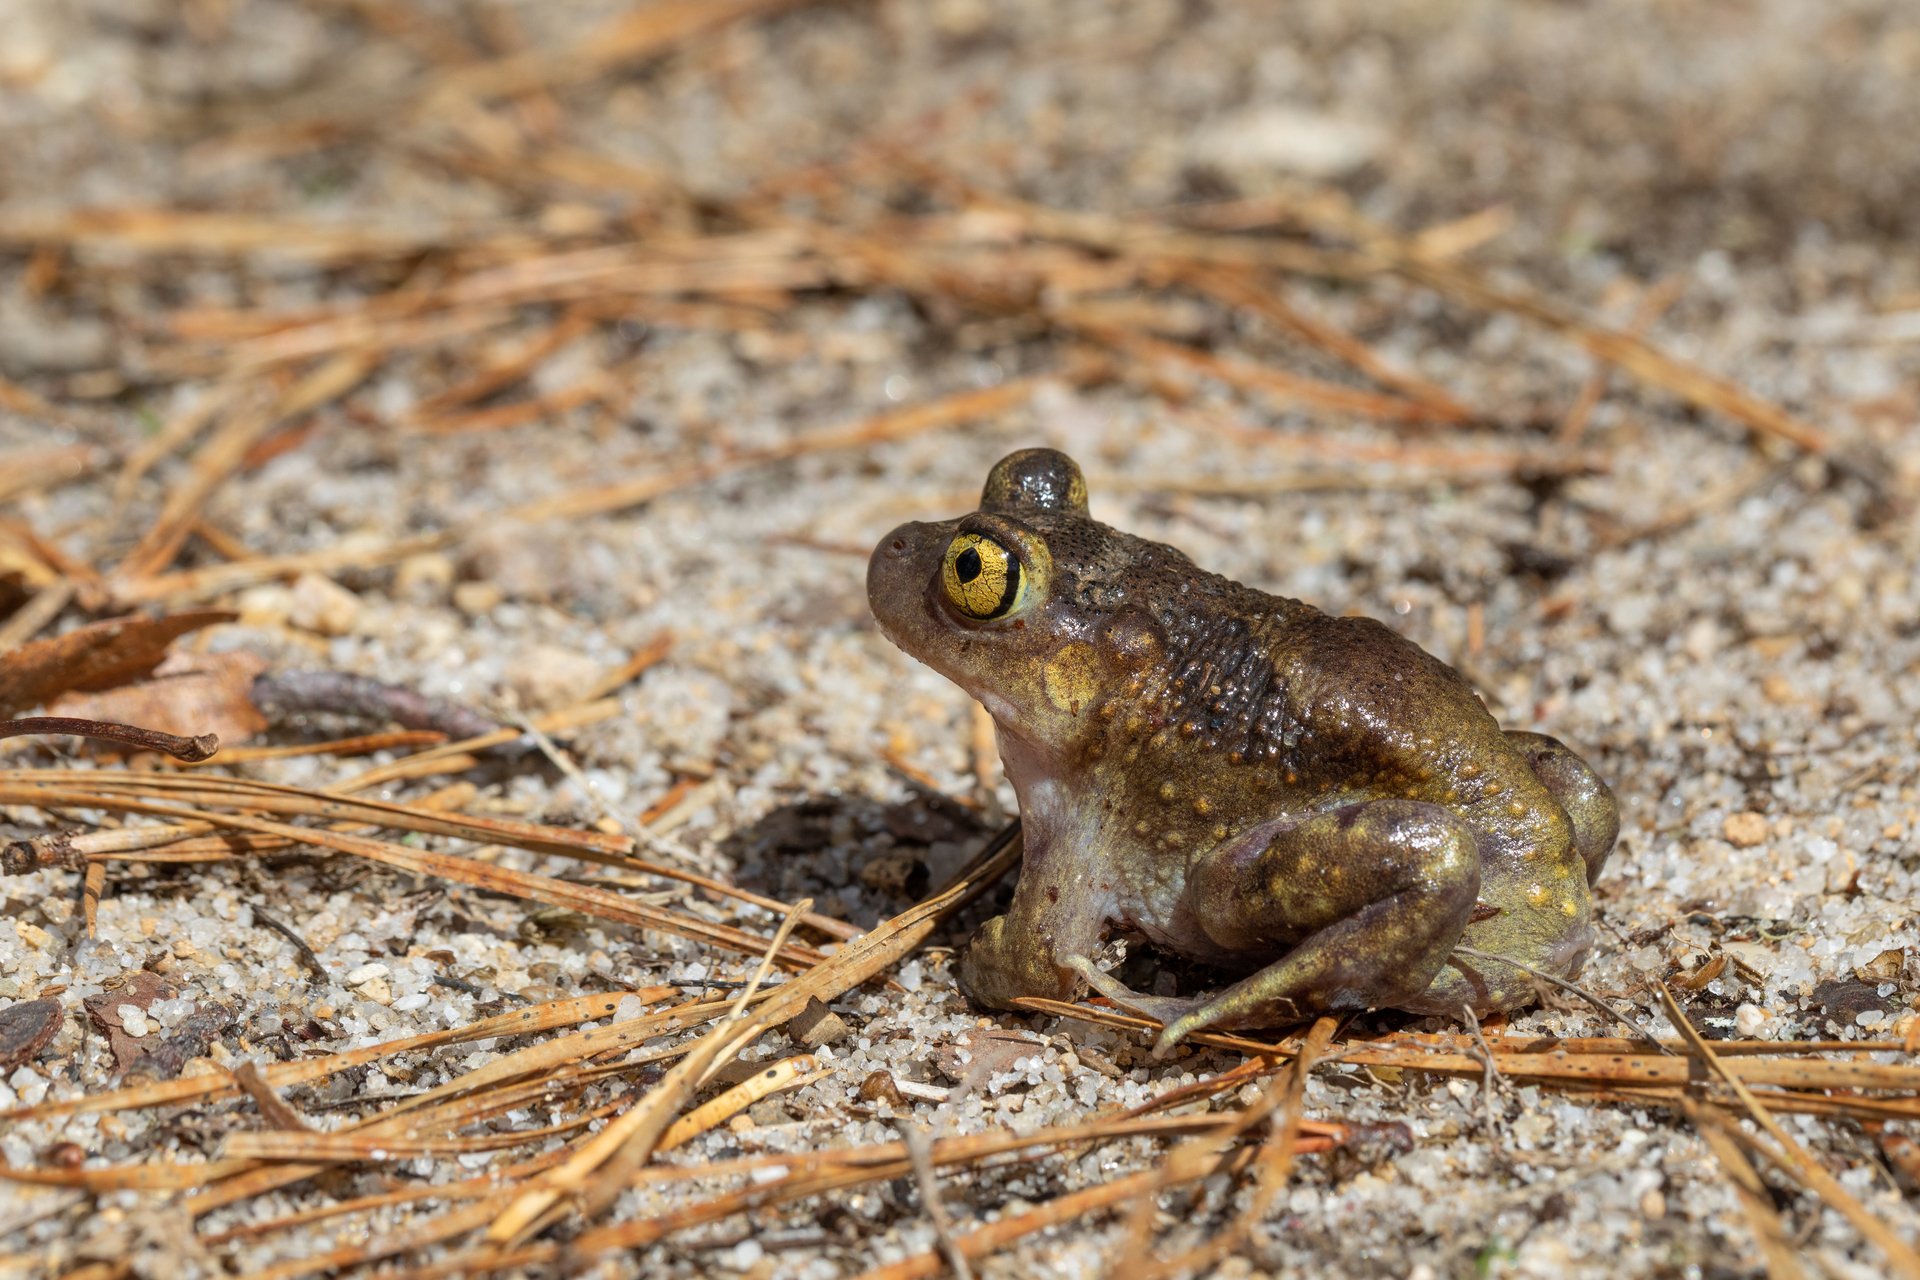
<box><xmin>867</xmin><ymin>520</ymin><xmax>922</xmax><ymax>588</ymax></box>
<box><xmin>871</xmin><ymin>522</ymin><xmax>920</xmax><ymax>564</ymax></box>
<box><xmin>868</xmin><ymin>521</ymin><xmax>935</xmax><ymax>633</ymax></box>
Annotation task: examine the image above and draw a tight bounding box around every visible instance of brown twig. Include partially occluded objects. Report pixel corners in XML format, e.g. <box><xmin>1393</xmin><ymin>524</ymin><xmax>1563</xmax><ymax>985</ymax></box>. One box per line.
<box><xmin>0</xmin><ymin>717</ymin><xmax>218</xmax><ymax>762</ymax></box>
<box><xmin>1117</xmin><ymin>1016</ymin><xmax>1340</xmax><ymax>1280</ymax></box>
<box><xmin>115</xmin><ymin>353</ymin><xmax>377</xmax><ymax>582</ymax></box>
<box><xmin>1391</xmin><ymin>256</ymin><xmax>1831</xmax><ymax>454</ymax></box>
<box><xmin>1679</xmin><ymin>1097</ymin><xmax>1808</xmax><ymax>1280</ymax></box>
<box><xmin>248</xmin><ymin>670</ymin><xmax>502</xmax><ymax>740</ymax></box>
<box><xmin>905</xmin><ymin>1126</ymin><xmax>976</xmax><ymax>1280</ymax></box>
<box><xmin>1454</xmin><ymin>944</ymin><xmax>1674</xmax><ymax>1053</ymax></box>
<box><xmin>232</xmin><ymin>1062</ymin><xmax>317</xmax><ymax>1133</ymax></box>
<box><xmin>1655</xmin><ymin>982</ymin><xmax>1920</xmax><ymax>1280</ymax></box>
<box><xmin>251</xmin><ymin>907</ymin><xmax>328</xmax><ymax>981</ymax></box>
<box><xmin>1556</xmin><ymin>275</ymin><xmax>1687</xmax><ymax>447</ymax></box>
<box><xmin>1179</xmin><ymin>264</ymin><xmax>1480</xmax><ymax>424</ymax></box>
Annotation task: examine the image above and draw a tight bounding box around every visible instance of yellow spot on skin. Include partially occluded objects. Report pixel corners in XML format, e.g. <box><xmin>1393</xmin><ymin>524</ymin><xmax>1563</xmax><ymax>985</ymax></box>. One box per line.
<box><xmin>1508</xmin><ymin>801</ymin><xmax>1528</xmax><ymax>817</ymax></box>
<box><xmin>1212</xmin><ymin>825</ymin><xmax>1228</xmax><ymax>841</ymax></box>
<box><xmin>1192</xmin><ymin>796</ymin><xmax>1212</xmax><ymax>816</ymax></box>
<box><xmin>1042</xmin><ymin>642</ymin><xmax>1099</xmax><ymax>717</ymax></box>
<box><xmin>1134</xmin><ymin>820</ymin><xmax>1150</xmax><ymax>835</ymax></box>
<box><xmin>1526</xmin><ymin>883</ymin><xmax>1550</xmax><ymax>905</ymax></box>
<box><xmin>1560</xmin><ymin>900</ymin><xmax>1579</xmax><ymax>917</ymax></box>
<box><xmin>1159</xmin><ymin>781</ymin><xmax>1179</xmax><ymax>801</ymax></box>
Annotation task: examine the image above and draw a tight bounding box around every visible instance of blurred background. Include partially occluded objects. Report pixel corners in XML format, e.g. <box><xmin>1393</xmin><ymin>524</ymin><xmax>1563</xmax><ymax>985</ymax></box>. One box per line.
<box><xmin>3</xmin><ymin>0</ymin><xmax>1914</xmax><ymax>806</ymax></box>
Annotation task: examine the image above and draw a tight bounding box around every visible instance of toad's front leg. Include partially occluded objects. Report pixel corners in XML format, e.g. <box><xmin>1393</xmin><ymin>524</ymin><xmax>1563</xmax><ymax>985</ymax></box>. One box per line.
<box><xmin>1145</xmin><ymin>799</ymin><xmax>1481</xmax><ymax>1054</ymax></box>
<box><xmin>956</xmin><ymin>833</ymin><xmax>1111</xmax><ymax>1011</ymax></box>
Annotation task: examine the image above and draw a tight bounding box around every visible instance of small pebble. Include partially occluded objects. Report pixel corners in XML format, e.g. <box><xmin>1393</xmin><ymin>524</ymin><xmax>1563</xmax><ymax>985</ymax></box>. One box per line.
<box><xmin>787</xmin><ymin>997</ymin><xmax>849</xmax><ymax>1049</ymax></box>
<box><xmin>507</xmin><ymin>643</ymin><xmax>603</xmax><ymax>711</ymax></box>
<box><xmin>395</xmin><ymin>552</ymin><xmax>456</xmax><ymax>600</ymax></box>
<box><xmin>453</xmin><ymin>581</ymin><xmax>504</xmax><ymax>615</ymax></box>
<box><xmin>289</xmin><ymin>572</ymin><xmax>361</xmax><ymax>636</ymax></box>
<box><xmin>42</xmin><ymin>1142</ymin><xmax>85</xmax><ymax>1169</ymax></box>
<box><xmin>857</xmin><ymin>1071</ymin><xmax>906</xmax><ymax>1107</ymax></box>
<box><xmin>1722</xmin><ymin>812</ymin><xmax>1768</xmax><ymax>848</ymax></box>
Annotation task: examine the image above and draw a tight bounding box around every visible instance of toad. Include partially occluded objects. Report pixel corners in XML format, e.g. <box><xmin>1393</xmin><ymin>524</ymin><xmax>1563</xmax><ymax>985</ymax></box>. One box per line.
<box><xmin>868</xmin><ymin>448</ymin><xmax>1617</xmax><ymax>1054</ymax></box>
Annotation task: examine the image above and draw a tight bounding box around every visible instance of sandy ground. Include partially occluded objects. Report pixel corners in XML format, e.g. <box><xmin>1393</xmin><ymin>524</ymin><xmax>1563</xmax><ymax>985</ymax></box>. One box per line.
<box><xmin>2</xmin><ymin>1</ymin><xmax>1919</xmax><ymax>1276</ymax></box>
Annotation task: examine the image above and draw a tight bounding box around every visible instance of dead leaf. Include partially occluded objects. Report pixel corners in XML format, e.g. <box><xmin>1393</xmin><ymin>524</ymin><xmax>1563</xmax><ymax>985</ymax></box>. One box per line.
<box><xmin>0</xmin><ymin>610</ymin><xmax>235</xmax><ymax>717</ymax></box>
<box><xmin>0</xmin><ymin>998</ymin><xmax>62</xmax><ymax>1071</ymax></box>
<box><xmin>857</xmin><ymin>1070</ymin><xmax>908</xmax><ymax>1107</ymax></box>
<box><xmin>126</xmin><ymin>1003</ymin><xmax>235</xmax><ymax>1082</ymax></box>
<box><xmin>1672</xmin><ymin>952</ymin><xmax>1729</xmax><ymax>993</ymax></box>
<box><xmin>1856</xmin><ymin>948</ymin><xmax>1907</xmax><ymax>984</ymax></box>
<box><xmin>47</xmin><ymin>649</ymin><xmax>267</xmax><ymax>745</ymax></box>
<box><xmin>83</xmin><ymin>971</ymin><xmax>178</xmax><ymax>1075</ymax></box>
<box><xmin>929</xmin><ymin>1028</ymin><xmax>1046</xmax><ymax>1094</ymax></box>
<box><xmin>82</xmin><ymin>971</ymin><xmax>238</xmax><ymax>1081</ymax></box>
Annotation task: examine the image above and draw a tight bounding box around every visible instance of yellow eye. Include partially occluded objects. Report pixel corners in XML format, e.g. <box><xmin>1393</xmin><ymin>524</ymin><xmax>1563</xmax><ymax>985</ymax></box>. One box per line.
<box><xmin>941</xmin><ymin>533</ymin><xmax>1025</xmax><ymax>619</ymax></box>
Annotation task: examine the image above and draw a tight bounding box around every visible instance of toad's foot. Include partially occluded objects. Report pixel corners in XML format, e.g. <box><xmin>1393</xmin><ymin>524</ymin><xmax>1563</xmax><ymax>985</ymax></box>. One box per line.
<box><xmin>1067</xmin><ymin>957</ymin><xmax>1213</xmax><ymax>1057</ymax></box>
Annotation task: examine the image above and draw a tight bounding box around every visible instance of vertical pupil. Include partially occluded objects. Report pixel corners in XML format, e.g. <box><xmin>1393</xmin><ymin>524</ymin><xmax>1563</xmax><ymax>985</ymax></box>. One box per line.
<box><xmin>955</xmin><ymin>545</ymin><xmax>983</xmax><ymax>583</ymax></box>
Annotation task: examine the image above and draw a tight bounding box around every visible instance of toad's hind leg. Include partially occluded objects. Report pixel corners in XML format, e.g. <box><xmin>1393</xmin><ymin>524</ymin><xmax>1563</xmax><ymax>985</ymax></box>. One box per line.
<box><xmin>1505</xmin><ymin>731</ymin><xmax>1619</xmax><ymax>884</ymax></box>
<box><xmin>1147</xmin><ymin>800</ymin><xmax>1480</xmax><ymax>1053</ymax></box>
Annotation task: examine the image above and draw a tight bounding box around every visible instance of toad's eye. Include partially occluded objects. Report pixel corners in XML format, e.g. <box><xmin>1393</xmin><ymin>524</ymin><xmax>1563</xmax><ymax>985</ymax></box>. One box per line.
<box><xmin>941</xmin><ymin>532</ymin><xmax>1025</xmax><ymax>620</ymax></box>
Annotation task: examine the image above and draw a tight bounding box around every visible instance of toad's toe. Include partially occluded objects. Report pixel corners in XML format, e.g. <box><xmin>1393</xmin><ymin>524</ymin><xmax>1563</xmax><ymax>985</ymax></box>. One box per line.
<box><xmin>1069</xmin><ymin>957</ymin><xmax>1210</xmax><ymax>1041</ymax></box>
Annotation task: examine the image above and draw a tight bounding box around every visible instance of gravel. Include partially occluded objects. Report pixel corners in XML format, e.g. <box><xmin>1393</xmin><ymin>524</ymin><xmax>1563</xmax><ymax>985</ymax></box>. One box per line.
<box><xmin>1</xmin><ymin>1</ymin><xmax>1917</xmax><ymax>1276</ymax></box>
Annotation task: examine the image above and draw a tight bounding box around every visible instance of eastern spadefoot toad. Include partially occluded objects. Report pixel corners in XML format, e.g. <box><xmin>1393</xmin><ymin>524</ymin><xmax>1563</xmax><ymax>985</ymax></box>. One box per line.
<box><xmin>868</xmin><ymin>448</ymin><xmax>1618</xmax><ymax>1053</ymax></box>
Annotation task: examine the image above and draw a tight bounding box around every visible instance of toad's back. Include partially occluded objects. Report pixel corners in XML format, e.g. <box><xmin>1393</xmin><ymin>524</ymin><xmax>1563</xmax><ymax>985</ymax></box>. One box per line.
<box><xmin>1094</xmin><ymin>566</ymin><xmax>1577</xmax><ymax>871</ymax></box>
